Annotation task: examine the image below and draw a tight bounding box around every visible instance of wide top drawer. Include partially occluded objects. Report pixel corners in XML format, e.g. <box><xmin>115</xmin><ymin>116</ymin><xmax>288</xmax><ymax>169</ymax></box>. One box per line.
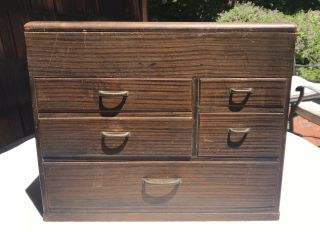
<box><xmin>25</xmin><ymin>22</ymin><xmax>296</xmax><ymax>78</ymax></box>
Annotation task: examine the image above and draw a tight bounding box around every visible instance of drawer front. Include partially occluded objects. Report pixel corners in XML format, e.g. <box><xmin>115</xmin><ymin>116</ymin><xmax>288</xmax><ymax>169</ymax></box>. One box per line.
<box><xmin>39</xmin><ymin>117</ymin><xmax>192</xmax><ymax>158</ymax></box>
<box><xmin>26</xmin><ymin>31</ymin><xmax>295</xmax><ymax>78</ymax></box>
<box><xmin>198</xmin><ymin>114</ymin><xmax>285</xmax><ymax>158</ymax></box>
<box><xmin>35</xmin><ymin>78</ymin><xmax>192</xmax><ymax>113</ymax></box>
<box><xmin>200</xmin><ymin>78</ymin><xmax>288</xmax><ymax>113</ymax></box>
<box><xmin>44</xmin><ymin>161</ymin><xmax>280</xmax><ymax>214</ymax></box>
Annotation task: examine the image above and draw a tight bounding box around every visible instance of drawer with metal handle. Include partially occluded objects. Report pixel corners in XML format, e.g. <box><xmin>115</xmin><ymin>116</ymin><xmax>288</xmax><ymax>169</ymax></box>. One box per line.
<box><xmin>38</xmin><ymin>116</ymin><xmax>192</xmax><ymax>158</ymax></box>
<box><xmin>199</xmin><ymin>78</ymin><xmax>288</xmax><ymax>113</ymax></box>
<box><xmin>43</xmin><ymin>161</ymin><xmax>280</xmax><ymax>220</ymax></box>
<box><xmin>198</xmin><ymin>113</ymin><xmax>286</xmax><ymax>158</ymax></box>
<box><xmin>34</xmin><ymin>78</ymin><xmax>192</xmax><ymax>113</ymax></box>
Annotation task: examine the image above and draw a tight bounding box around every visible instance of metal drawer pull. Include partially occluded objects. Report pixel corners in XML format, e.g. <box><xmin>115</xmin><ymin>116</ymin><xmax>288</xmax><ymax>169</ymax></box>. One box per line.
<box><xmin>101</xmin><ymin>132</ymin><xmax>131</xmax><ymax>138</ymax></box>
<box><xmin>228</xmin><ymin>128</ymin><xmax>251</xmax><ymax>133</ymax></box>
<box><xmin>142</xmin><ymin>178</ymin><xmax>182</xmax><ymax>185</ymax></box>
<box><xmin>99</xmin><ymin>90</ymin><xmax>129</xmax><ymax>97</ymax></box>
<box><xmin>229</xmin><ymin>88</ymin><xmax>254</xmax><ymax>94</ymax></box>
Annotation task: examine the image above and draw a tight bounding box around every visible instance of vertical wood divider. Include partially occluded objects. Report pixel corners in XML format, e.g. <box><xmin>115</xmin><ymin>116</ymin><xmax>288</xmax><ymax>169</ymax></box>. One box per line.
<box><xmin>192</xmin><ymin>77</ymin><xmax>199</xmax><ymax>157</ymax></box>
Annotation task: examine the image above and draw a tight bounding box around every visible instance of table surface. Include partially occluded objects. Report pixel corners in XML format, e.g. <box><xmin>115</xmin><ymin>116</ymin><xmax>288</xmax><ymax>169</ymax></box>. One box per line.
<box><xmin>0</xmin><ymin>132</ymin><xmax>319</xmax><ymax>232</ymax></box>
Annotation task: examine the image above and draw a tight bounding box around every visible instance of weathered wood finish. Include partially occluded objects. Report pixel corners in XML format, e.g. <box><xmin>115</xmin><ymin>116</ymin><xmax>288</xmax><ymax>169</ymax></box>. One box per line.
<box><xmin>24</xmin><ymin>21</ymin><xmax>296</xmax><ymax>32</ymax></box>
<box><xmin>200</xmin><ymin>78</ymin><xmax>288</xmax><ymax>113</ymax></box>
<box><xmin>44</xmin><ymin>161</ymin><xmax>280</xmax><ymax>213</ymax></box>
<box><xmin>39</xmin><ymin>117</ymin><xmax>192</xmax><ymax>158</ymax></box>
<box><xmin>25</xmin><ymin>22</ymin><xmax>296</xmax><ymax>221</ymax></box>
<box><xmin>25</xmin><ymin>30</ymin><xmax>295</xmax><ymax>79</ymax></box>
<box><xmin>198</xmin><ymin>113</ymin><xmax>285</xmax><ymax>158</ymax></box>
<box><xmin>43</xmin><ymin>211</ymin><xmax>279</xmax><ymax>221</ymax></box>
<box><xmin>35</xmin><ymin>78</ymin><xmax>192</xmax><ymax>112</ymax></box>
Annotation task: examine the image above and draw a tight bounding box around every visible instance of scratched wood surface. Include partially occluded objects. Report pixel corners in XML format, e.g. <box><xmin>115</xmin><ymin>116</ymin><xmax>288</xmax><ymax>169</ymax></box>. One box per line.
<box><xmin>25</xmin><ymin>22</ymin><xmax>296</xmax><ymax>221</ymax></box>
<box><xmin>198</xmin><ymin>113</ymin><xmax>285</xmax><ymax>158</ymax></box>
<box><xmin>35</xmin><ymin>78</ymin><xmax>192</xmax><ymax>113</ymax></box>
<box><xmin>25</xmin><ymin>26</ymin><xmax>295</xmax><ymax>78</ymax></box>
<box><xmin>38</xmin><ymin>116</ymin><xmax>193</xmax><ymax>158</ymax></box>
<box><xmin>199</xmin><ymin>78</ymin><xmax>288</xmax><ymax>113</ymax></box>
<box><xmin>44</xmin><ymin>161</ymin><xmax>280</xmax><ymax>216</ymax></box>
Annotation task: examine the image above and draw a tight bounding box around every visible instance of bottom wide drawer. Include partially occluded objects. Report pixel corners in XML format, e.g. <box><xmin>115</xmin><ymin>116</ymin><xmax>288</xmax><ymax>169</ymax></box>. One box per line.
<box><xmin>43</xmin><ymin>161</ymin><xmax>280</xmax><ymax>216</ymax></box>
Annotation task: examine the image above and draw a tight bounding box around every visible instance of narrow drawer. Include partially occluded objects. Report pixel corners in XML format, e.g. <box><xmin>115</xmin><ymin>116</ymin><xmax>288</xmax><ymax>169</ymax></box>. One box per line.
<box><xmin>35</xmin><ymin>78</ymin><xmax>192</xmax><ymax>113</ymax></box>
<box><xmin>200</xmin><ymin>78</ymin><xmax>288</xmax><ymax>113</ymax></box>
<box><xmin>198</xmin><ymin>113</ymin><xmax>285</xmax><ymax>158</ymax></box>
<box><xmin>44</xmin><ymin>161</ymin><xmax>280</xmax><ymax>215</ymax></box>
<box><xmin>39</xmin><ymin>116</ymin><xmax>192</xmax><ymax>158</ymax></box>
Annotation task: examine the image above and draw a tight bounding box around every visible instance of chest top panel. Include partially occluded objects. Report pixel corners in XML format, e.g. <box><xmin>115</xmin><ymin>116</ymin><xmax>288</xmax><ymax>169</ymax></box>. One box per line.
<box><xmin>25</xmin><ymin>22</ymin><xmax>296</xmax><ymax>79</ymax></box>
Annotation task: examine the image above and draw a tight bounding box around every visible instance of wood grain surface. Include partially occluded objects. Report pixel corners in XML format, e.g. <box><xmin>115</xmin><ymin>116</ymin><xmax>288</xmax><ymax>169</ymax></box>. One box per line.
<box><xmin>198</xmin><ymin>113</ymin><xmax>285</xmax><ymax>158</ymax></box>
<box><xmin>25</xmin><ymin>22</ymin><xmax>296</xmax><ymax>221</ymax></box>
<box><xmin>39</xmin><ymin>117</ymin><xmax>192</xmax><ymax>158</ymax></box>
<box><xmin>43</xmin><ymin>212</ymin><xmax>279</xmax><ymax>221</ymax></box>
<box><xmin>44</xmin><ymin>161</ymin><xmax>280</xmax><ymax>214</ymax></box>
<box><xmin>24</xmin><ymin>21</ymin><xmax>297</xmax><ymax>32</ymax></box>
<box><xmin>35</xmin><ymin>78</ymin><xmax>192</xmax><ymax>112</ymax></box>
<box><xmin>200</xmin><ymin>78</ymin><xmax>288</xmax><ymax>113</ymax></box>
<box><xmin>25</xmin><ymin>31</ymin><xmax>295</xmax><ymax>78</ymax></box>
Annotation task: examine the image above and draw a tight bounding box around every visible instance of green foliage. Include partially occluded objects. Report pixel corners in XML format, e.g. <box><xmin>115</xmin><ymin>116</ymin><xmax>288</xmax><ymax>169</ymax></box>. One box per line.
<box><xmin>244</xmin><ymin>0</ymin><xmax>320</xmax><ymax>14</ymax></box>
<box><xmin>217</xmin><ymin>2</ymin><xmax>290</xmax><ymax>23</ymax></box>
<box><xmin>296</xmin><ymin>67</ymin><xmax>320</xmax><ymax>82</ymax></box>
<box><xmin>148</xmin><ymin>0</ymin><xmax>231</xmax><ymax>21</ymax></box>
<box><xmin>290</xmin><ymin>11</ymin><xmax>320</xmax><ymax>65</ymax></box>
<box><xmin>148</xmin><ymin>0</ymin><xmax>320</xmax><ymax>21</ymax></box>
<box><xmin>217</xmin><ymin>3</ymin><xmax>320</xmax><ymax>82</ymax></box>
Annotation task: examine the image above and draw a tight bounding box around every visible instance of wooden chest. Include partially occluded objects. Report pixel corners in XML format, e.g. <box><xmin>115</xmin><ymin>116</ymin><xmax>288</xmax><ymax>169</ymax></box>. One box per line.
<box><xmin>24</xmin><ymin>22</ymin><xmax>296</xmax><ymax>221</ymax></box>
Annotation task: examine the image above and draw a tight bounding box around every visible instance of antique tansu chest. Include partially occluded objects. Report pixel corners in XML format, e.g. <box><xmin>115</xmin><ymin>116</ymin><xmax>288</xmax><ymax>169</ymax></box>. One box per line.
<box><xmin>24</xmin><ymin>22</ymin><xmax>296</xmax><ymax>221</ymax></box>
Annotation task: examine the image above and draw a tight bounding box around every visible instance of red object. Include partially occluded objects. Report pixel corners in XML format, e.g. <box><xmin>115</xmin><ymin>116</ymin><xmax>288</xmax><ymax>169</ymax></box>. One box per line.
<box><xmin>293</xmin><ymin>115</ymin><xmax>320</xmax><ymax>147</ymax></box>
